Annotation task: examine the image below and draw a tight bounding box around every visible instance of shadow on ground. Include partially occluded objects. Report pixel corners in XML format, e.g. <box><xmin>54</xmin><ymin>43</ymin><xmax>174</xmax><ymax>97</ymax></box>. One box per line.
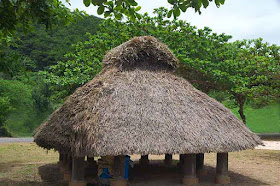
<box><xmin>129</xmin><ymin>160</ymin><xmax>268</xmax><ymax>185</ymax></box>
<box><xmin>0</xmin><ymin>180</ymin><xmax>41</xmax><ymax>186</ymax></box>
<box><xmin>38</xmin><ymin>164</ymin><xmax>67</xmax><ymax>186</ymax></box>
<box><xmin>0</xmin><ymin>160</ymin><xmax>269</xmax><ymax>186</ymax></box>
<box><xmin>0</xmin><ymin>163</ymin><xmax>67</xmax><ymax>186</ymax></box>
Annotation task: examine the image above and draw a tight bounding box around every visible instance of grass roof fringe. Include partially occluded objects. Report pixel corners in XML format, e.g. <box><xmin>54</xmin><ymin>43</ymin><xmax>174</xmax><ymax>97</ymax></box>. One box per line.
<box><xmin>34</xmin><ymin>36</ymin><xmax>262</xmax><ymax>157</ymax></box>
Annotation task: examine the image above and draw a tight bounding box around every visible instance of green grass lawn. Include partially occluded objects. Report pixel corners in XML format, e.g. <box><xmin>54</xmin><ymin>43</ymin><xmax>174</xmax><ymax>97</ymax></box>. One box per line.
<box><xmin>231</xmin><ymin>103</ymin><xmax>280</xmax><ymax>133</ymax></box>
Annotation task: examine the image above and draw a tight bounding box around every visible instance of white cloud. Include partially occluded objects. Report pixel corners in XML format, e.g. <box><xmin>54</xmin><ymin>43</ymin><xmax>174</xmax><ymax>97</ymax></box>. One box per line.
<box><xmin>65</xmin><ymin>0</ymin><xmax>280</xmax><ymax>45</ymax></box>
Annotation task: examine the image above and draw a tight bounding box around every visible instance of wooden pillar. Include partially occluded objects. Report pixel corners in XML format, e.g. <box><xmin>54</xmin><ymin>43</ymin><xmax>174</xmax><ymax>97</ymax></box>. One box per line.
<box><xmin>70</xmin><ymin>157</ymin><xmax>87</xmax><ymax>186</ymax></box>
<box><xmin>110</xmin><ymin>155</ymin><xmax>127</xmax><ymax>186</ymax></box>
<box><xmin>196</xmin><ymin>153</ymin><xmax>207</xmax><ymax>176</ymax></box>
<box><xmin>139</xmin><ymin>155</ymin><xmax>149</xmax><ymax>166</ymax></box>
<box><xmin>60</xmin><ymin>153</ymin><xmax>67</xmax><ymax>173</ymax></box>
<box><xmin>63</xmin><ymin>155</ymin><xmax>72</xmax><ymax>182</ymax></box>
<box><xmin>58</xmin><ymin>152</ymin><xmax>63</xmax><ymax>163</ymax></box>
<box><xmin>85</xmin><ymin>156</ymin><xmax>97</xmax><ymax>179</ymax></box>
<box><xmin>164</xmin><ymin>154</ymin><xmax>173</xmax><ymax>166</ymax></box>
<box><xmin>57</xmin><ymin>152</ymin><xmax>63</xmax><ymax>171</ymax></box>
<box><xmin>182</xmin><ymin>154</ymin><xmax>198</xmax><ymax>185</ymax></box>
<box><xmin>215</xmin><ymin>153</ymin><xmax>230</xmax><ymax>184</ymax></box>
<box><xmin>177</xmin><ymin>154</ymin><xmax>184</xmax><ymax>169</ymax></box>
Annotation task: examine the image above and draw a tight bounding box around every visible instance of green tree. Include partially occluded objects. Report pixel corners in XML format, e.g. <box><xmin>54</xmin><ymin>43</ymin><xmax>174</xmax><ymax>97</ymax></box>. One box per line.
<box><xmin>84</xmin><ymin>0</ymin><xmax>225</xmax><ymax>19</ymax></box>
<box><xmin>0</xmin><ymin>0</ymin><xmax>82</xmax><ymax>38</ymax></box>
<box><xmin>0</xmin><ymin>96</ymin><xmax>13</xmax><ymax>136</ymax></box>
<box><xmin>0</xmin><ymin>79</ymin><xmax>34</xmax><ymax>136</ymax></box>
<box><xmin>43</xmin><ymin>8</ymin><xmax>279</xmax><ymax>124</ymax></box>
<box><xmin>41</xmin><ymin>8</ymin><xmax>231</xmax><ymax>101</ymax></box>
<box><xmin>4</xmin><ymin>15</ymin><xmax>101</xmax><ymax>70</ymax></box>
<box><xmin>178</xmin><ymin>38</ymin><xmax>280</xmax><ymax>124</ymax></box>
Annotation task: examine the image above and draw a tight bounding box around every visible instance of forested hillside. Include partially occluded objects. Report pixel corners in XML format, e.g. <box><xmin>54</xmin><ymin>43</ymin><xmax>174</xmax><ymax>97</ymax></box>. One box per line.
<box><xmin>0</xmin><ymin>9</ymin><xmax>279</xmax><ymax>137</ymax></box>
<box><xmin>0</xmin><ymin>15</ymin><xmax>102</xmax><ymax>136</ymax></box>
<box><xmin>4</xmin><ymin>15</ymin><xmax>101</xmax><ymax>71</ymax></box>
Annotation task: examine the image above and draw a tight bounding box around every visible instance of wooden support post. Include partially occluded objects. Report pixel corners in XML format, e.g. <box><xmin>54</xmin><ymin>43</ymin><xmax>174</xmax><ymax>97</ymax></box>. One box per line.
<box><xmin>58</xmin><ymin>152</ymin><xmax>63</xmax><ymax>163</ymax></box>
<box><xmin>60</xmin><ymin>153</ymin><xmax>67</xmax><ymax>173</ymax></box>
<box><xmin>85</xmin><ymin>156</ymin><xmax>98</xmax><ymax>179</ymax></box>
<box><xmin>69</xmin><ymin>157</ymin><xmax>87</xmax><ymax>186</ymax></box>
<box><xmin>215</xmin><ymin>153</ymin><xmax>230</xmax><ymax>184</ymax></box>
<box><xmin>164</xmin><ymin>154</ymin><xmax>173</xmax><ymax>166</ymax></box>
<box><xmin>110</xmin><ymin>155</ymin><xmax>127</xmax><ymax>186</ymax></box>
<box><xmin>57</xmin><ymin>152</ymin><xmax>63</xmax><ymax>170</ymax></box>
<box><xmin>63</xmin><ymin>155</ymin><xmax>72</xmax><ymax>182</ymax></box>
<box><xmin>177</xmin><ymin>154</ymin><xmax>184</xmax><ymax>169</ymax></box>
<box><xmin>87</xmin><ymin>157</ymin><xmax>96</xmax><ymax>167</ymax></box>
<box><xmin>196</xmin><ymin>153</ymin><xmax>207</xmax><ymax>176</ymax></box>
<box><xmin>182</xmin><ymin>154</ymin><xmax>198</xmax><ymax>185</ymax></box>
<box><xmin>139</xmin><ymin>155</ymin><xmax>149</xmax><ymax>166</ymax></box>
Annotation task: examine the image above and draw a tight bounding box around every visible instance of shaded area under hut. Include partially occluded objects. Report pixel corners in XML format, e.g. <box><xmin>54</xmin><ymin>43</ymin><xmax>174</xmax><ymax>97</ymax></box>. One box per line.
<box><xmin>34</xmin><ymin>36</ymin><xmax>263</xmax><ymax>186</ymax></box>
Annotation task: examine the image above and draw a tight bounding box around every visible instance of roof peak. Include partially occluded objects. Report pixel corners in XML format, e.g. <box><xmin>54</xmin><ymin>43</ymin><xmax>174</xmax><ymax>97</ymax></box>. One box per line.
<box><xmin>103</xmin><ymin>36</ymin><xmax>178</xmax><ymax>70</ymax></box>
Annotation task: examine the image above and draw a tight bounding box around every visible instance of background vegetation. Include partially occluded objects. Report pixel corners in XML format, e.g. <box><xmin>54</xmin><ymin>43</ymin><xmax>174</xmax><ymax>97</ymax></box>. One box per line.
<box><xmin>0</xmin><ymin>2</ymin><xmax>279</xmax><ymax>136</ymax></box>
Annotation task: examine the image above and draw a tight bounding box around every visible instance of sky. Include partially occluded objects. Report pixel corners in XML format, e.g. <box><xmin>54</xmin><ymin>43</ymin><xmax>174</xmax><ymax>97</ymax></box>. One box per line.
<box><xmin>65</xmin><ymin>0</ymin><xmax>280</xmax><ymax>45</ymax></box>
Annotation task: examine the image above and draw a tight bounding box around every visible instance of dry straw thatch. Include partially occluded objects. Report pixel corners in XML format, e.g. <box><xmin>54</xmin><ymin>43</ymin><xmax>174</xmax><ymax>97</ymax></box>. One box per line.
<box><xmin>34</xmin><ymin>36</ymin><xmax>262</xmax><ymax>157</ymax></box>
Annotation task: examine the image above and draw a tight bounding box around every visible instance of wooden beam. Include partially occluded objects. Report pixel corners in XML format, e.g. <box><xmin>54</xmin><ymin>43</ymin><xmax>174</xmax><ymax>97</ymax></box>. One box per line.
<box><xmin>164</xmin><ymin>154</ymin><xmax>173</xmax><ymax>166</ymax></box>
<box><xmin>182</xmin><ymin>154</ymin><xmax>198</xmax><ymax>185</ymax></box>
<box><xmin>111</xmin><ymin>155</ymin><xmax>127</xmax><ymax>186</ymax></box>
<box><xmin>70</xmin><ymin>157</ymin><xmax>87</xmax><ymax>186</ymax></box>
<box><xmin>215</xmin><ymin>153</ymin><xmax>230</xmax><ymax>184</ymax></box>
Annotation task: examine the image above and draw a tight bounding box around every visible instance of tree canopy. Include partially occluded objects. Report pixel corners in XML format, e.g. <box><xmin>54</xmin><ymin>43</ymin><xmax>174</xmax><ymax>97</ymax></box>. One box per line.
<box><xmin>0</xmin><ymin>0</ymin><xmax>83</xmax><ymax>38</ymax></box>
<box><xmin>1</xmin><ymin>0</ymin><xmax>279</xmax><ymax>136</ymax></box>
<box><xmin>85</xmin><ymin>0</ymin><xmax>225</xmax><ymax>19</ymax></box>
<box><xmin>0</xmin><ymin>0</ymin><xmax>226</xmax><ymax>38</ymax></box>
<box><xmin>43</xmin><ymin>8</ymin><xmax>280</xmax><ymax>124</ymax></box>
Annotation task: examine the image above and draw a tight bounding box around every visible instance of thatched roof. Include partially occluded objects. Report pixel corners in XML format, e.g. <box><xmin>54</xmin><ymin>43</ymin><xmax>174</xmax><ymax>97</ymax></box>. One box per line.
<box><xmin>34</xmin><ymin>36</ymin><xmax>262</xmax><ymax>157</ymax></box>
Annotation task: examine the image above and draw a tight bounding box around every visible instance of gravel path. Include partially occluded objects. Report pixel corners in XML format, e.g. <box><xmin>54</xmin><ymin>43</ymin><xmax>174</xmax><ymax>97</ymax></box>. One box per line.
<box><xmin>255</xmin><ymin>141</ymin><xmax>280</xmax><ymax>150</ymax></box>
<box><xmin>0</xmin><ymin>138</ymin><xmax>279</xmax><ymax>150</ymax></box>
<box><xmin>0</xmin><ymin>137</ymin><xmax>33</xmax><ymax>143</ymax></box>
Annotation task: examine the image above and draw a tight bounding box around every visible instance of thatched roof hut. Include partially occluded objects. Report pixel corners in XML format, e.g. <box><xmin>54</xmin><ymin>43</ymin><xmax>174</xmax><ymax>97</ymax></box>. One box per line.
<box><xmin>34</xmin><ymin>36</ymin><xmax>262</xmax><ymax>185</ymax></box>
<box><xmin>34</xmin><ymin>36</ymin><xmax>262</xmax><ymax>156</ymax></box>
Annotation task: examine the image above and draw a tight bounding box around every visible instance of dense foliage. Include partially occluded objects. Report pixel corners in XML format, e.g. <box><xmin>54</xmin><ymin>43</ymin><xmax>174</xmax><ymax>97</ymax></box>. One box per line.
<box><xmin>0</xmin><ymin>15</ymin><xmax>101</xmax><ymax>136</ymax></box>
<box><xmin>0</xmin><ymin>0</ymin><xmax>83</xmax><ymax>37</ymax></box>
<box><xmin>44</xmin><ymin>8</ymin><xmax>280</xmax><ymax>124</ymax></box>
<box><xmin>0</xmin><ymin>3</ymin><xmax>279</xmax><ymax>136</ymax></box>
<box><xmin>2</xmin><ymin>15</ymin><xmax>101</xmax><ymax>71</ymax></box>
<box><xmin>83</xmin><ymin>0</ymin><xmax>225</xmax><ymax>20</ymax></box>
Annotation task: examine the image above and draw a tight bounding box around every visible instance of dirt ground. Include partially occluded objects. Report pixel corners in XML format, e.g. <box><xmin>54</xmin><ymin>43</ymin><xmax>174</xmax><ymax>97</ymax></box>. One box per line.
<box><xmin>0</xmin><ymin>143</ymin><xmax>279</xmax><ymax>185</ymax></box>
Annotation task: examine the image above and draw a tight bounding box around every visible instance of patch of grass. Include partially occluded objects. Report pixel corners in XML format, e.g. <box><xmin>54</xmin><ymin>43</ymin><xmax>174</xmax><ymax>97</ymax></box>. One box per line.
<box><xmin>231</xmin><ymin>103</ymin><xmax>280</xmax><ymax>133</ymax></box>
<box><xmin>0</xmin><ymin>143</ymin><xmax>57</xmax><ymax>164</ymax></box>
<box><xmin>0</xmin><ymin>143</ymin><xmax>57</xmax><ymax>183</ymax></box>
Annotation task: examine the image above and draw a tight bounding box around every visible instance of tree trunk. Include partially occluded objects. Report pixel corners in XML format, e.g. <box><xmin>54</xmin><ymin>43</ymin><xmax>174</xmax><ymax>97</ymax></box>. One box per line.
<box><xmin>238</xmin><ymin>103</ymin><xmax>246</xmax><ymax>125</ymax></box>
<box><xmin>233</xmin><ymin>93</ymin><xmax>246</xmax><ymax>125</ymax></box>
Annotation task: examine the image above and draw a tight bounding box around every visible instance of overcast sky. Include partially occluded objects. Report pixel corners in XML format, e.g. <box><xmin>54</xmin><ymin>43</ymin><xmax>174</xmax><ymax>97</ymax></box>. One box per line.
<box><xmin>65</xmin><ymin>0</ymin><xmax>280</xmax><ymax>45</ymax></box>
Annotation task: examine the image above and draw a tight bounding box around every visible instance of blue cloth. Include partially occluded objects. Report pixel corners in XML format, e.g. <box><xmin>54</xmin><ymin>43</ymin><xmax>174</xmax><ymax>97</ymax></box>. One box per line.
<box><xmin>100</xmin><ymin>168</ymin><xmax>111</xmax><ymax>178</ymax></box>
<box><xmin>124</xmin><ymin>155</ymin><xmax>130</xmax><ymax>179</ymax></box>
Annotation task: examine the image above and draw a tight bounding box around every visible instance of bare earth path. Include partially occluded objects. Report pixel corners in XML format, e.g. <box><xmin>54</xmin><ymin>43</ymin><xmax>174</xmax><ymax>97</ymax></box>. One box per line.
<box><xmin>255</xmin><ymin>140</ymin><xmax>280</xmax><ymax>150</ymax></box>
<box><xmin>0</xmin><ymin>142</ymin><xmax>279</xmax><ymax>185</ymax></box>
